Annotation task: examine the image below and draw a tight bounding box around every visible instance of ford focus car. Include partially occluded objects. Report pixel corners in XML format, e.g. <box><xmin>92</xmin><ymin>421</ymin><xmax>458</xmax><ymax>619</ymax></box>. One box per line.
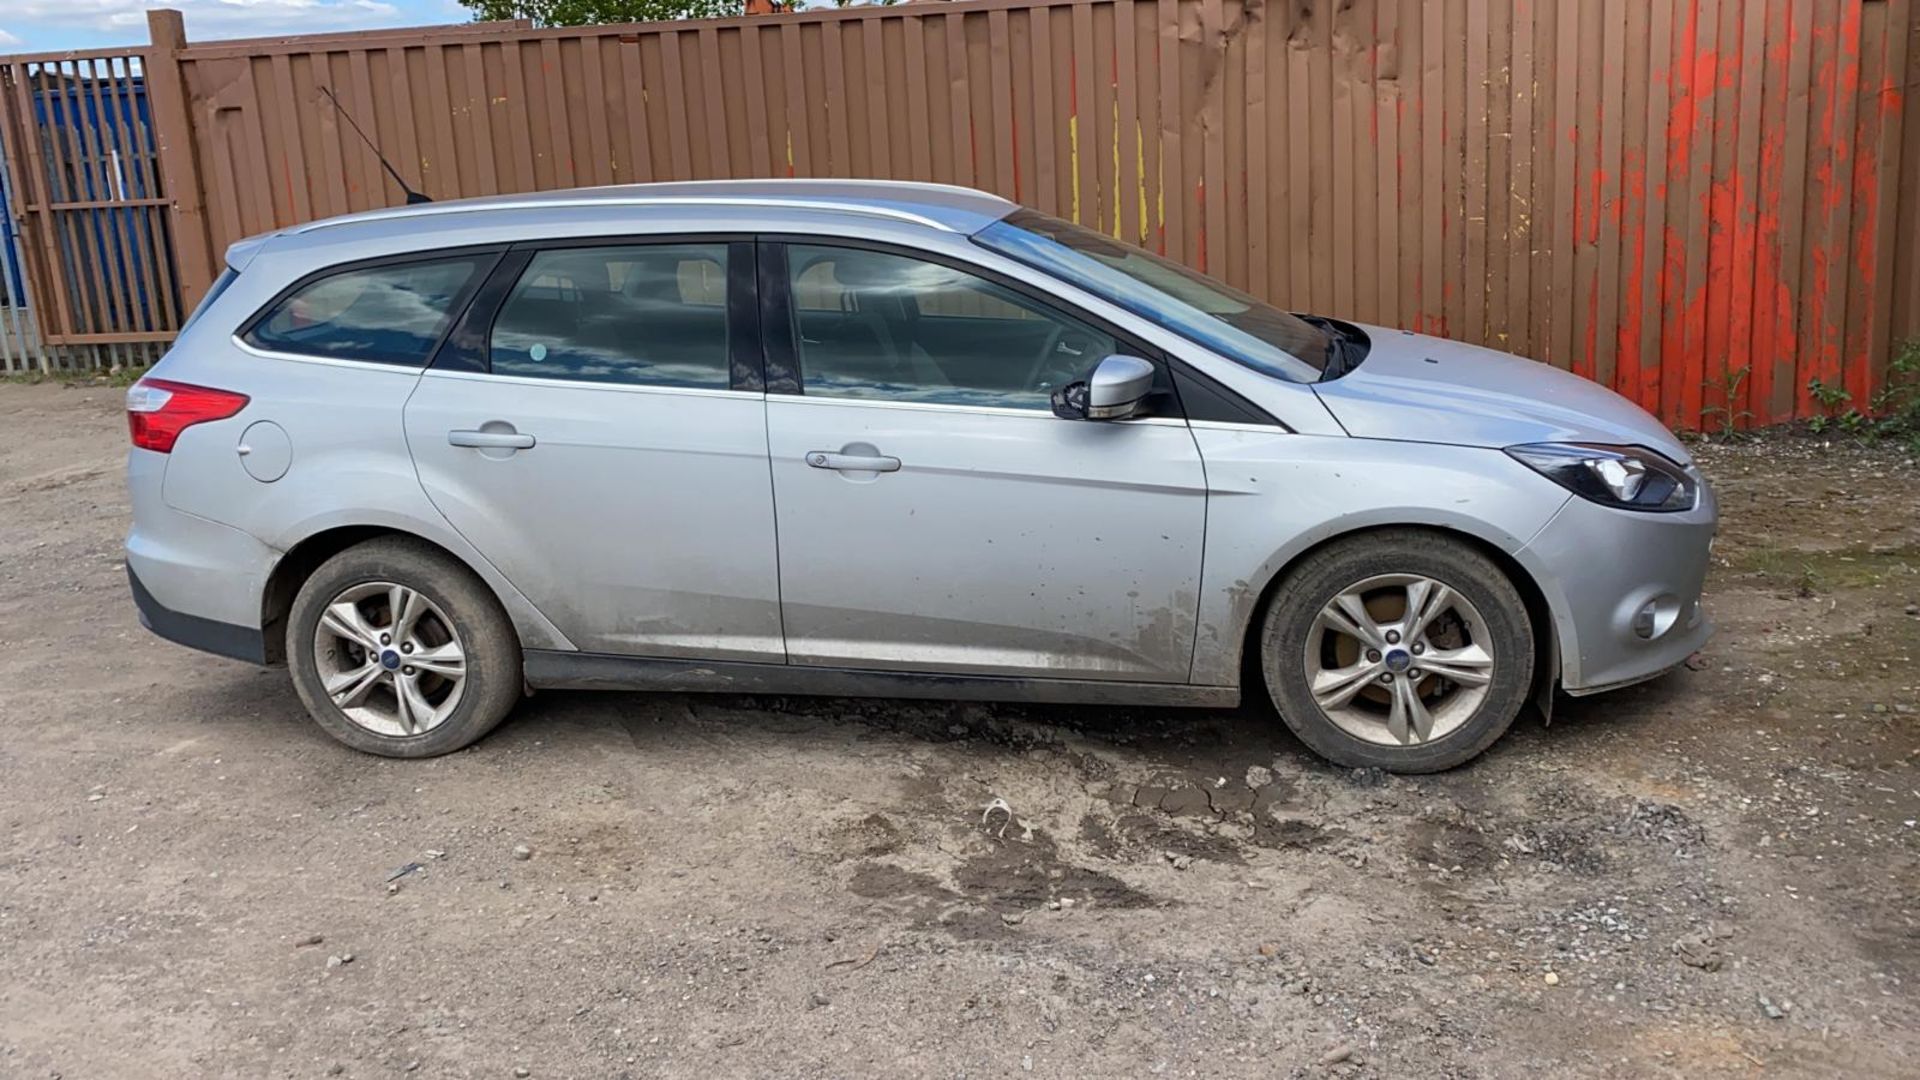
<box><xmin>124</xmin><ymin>180</ymin><xmax>1714</xmax><ymax>772</ymax></box>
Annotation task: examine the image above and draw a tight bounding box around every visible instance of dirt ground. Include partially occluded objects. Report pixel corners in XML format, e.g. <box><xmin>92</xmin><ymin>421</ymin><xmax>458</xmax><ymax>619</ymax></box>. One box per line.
<box><xmin>0</xmin><ymin>381</ymin><xmax>1914</xmax><ymax>1080</ymax></box>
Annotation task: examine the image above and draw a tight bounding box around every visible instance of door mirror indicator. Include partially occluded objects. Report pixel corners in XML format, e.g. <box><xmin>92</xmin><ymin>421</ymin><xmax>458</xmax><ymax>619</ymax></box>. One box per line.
<box><xmin>1051</xmin><ymin>354</ymin><xmax>1156</xmax><ymax>421</ymax></box>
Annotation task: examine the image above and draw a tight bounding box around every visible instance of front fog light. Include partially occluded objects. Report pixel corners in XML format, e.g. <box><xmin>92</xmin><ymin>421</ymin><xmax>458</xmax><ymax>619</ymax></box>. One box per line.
<box><xmin>1632</xmin><ymin>595</ymin><xmax>1681</xmax><ymax>640</ymax></box>
<box><xmin>1633</xmin><ymin>602</ymin><xmax>1658</xmax><ymax>639</ymax></box>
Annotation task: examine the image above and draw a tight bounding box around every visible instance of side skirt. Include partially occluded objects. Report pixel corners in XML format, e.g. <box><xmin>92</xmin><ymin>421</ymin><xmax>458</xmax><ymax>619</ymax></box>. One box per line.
<box><xmin>522</xmin><ymin>650</ymin><xmax>1239</xmax><ymax>708</ymax></box>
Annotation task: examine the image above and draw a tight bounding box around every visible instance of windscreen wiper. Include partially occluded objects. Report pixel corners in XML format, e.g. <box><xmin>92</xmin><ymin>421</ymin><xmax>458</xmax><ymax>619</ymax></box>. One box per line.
<box><xmin>1296</xmin><ymin>314</ymin><xmax>1353</xmax><ymax>379</ymax></box>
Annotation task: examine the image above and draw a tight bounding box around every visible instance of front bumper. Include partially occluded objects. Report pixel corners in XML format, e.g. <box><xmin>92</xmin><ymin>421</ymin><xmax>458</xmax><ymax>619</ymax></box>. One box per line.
<box><xmin>1517</xmin><ymin>478</ymin><xmax>1717</xmax><ymax>693</ymax></box>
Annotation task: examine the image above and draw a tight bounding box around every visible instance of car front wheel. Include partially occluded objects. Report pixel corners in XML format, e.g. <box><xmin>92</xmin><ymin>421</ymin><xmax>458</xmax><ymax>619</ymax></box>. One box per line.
<box><xmin>1260</xmin><ymin>529</ymin><xmax>1535</xmax><ymax>773</ymax></box>
<box><xmin>287</xmin><ymin>537</ymin><xmax>522</xmax><ymax>758</ymax></box>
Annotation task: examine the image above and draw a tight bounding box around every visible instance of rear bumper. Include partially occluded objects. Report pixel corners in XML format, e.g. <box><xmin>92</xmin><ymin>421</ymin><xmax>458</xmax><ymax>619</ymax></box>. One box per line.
<box><xmin>129</xmin><ymin>566</ymin><xmax>268</xmax><ymax>664</ymax></box>
<box><xmin>1518</xmin><ymin>476</ymin><xmax>1718</xmax><ymax>693</ymax></box>
<box><xmin>125</xmin><ymin>446</ymin><xmax>276</xmax><ymax>663</ymax></box>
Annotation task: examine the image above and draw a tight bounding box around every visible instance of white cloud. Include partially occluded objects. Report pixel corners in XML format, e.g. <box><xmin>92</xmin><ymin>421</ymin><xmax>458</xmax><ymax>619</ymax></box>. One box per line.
<box><xmin>0</xmin><ymin>29</ymin><xmax>24</xmax><ymax>46</ymax></box>
<box><xmin>8</xmin><ymin>0</ymin><xmax>409</xmax><ymax>44</ymax></box>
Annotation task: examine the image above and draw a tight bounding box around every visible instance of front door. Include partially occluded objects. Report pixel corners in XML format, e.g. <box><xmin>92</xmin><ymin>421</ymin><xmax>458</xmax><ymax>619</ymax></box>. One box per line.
<box><xmin>763</xmin><ymin>241</ymin><xmax>1207</xmax><ymax>682</ymax></box>
<box><xmin>405</xmin><ymin>239</ymin><xmax>784</xmax><ymax>661</ymax></box>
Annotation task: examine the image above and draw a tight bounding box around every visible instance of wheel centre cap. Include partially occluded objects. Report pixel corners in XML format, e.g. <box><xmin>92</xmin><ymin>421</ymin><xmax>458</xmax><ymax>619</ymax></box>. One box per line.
<box><xmin>379</xmin><ymin>649</ymin><xmax>402</xmax><ymax>671</ymax></box>
<box><xmin>1384</xmin><ymin>649</ymin><xmax>1412</xmax><ymax>673</ymax></box>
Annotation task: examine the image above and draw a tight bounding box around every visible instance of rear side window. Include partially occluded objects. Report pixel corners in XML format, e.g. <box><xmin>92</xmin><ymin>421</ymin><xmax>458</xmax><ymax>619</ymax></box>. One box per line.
<box><xmin>245</xmin><ymin>255</ymin><xmax>488</xmax><ymax>366</ymax></box>
<box><xmin>487</xmin><ymin>244</ymin><xmax>731</xmax><ymax>389</ymax></box>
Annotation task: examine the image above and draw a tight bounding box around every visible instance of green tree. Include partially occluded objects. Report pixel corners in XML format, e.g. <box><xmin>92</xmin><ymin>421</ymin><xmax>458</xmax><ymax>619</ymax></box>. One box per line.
<box><xmin>461</xmin><ymin>0</ymin><xmax>745</xmax><ymax>26</ymax></box>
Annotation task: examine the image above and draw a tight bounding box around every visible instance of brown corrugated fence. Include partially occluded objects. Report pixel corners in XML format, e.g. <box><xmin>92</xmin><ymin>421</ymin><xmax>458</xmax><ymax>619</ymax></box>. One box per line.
<box><xmin>4</xmin><ymin>1</ymin><xmax>1918</xmax><ymax>428</ymax></box>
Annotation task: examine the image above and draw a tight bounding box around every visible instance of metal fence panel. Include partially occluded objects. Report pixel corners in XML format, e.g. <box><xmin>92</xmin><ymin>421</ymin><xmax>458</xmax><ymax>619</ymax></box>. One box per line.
<box><xmin>0</xmin><ymin>48</ymin><xmax>177</xmax><ymax>370</ymax></box>
<box><xmin>3</xmin><ymin>1</ymin><xmax>1917</xmax><ymax>419</ymax></box>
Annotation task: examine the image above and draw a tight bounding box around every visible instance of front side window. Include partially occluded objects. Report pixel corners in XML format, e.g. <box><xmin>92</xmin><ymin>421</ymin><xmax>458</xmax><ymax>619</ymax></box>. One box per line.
<box><xmin>488</xmin><ymin>244</ymin><xmax>731</xmax><ymax>389</ymax></box>
<box><xmin>786</xmin><ymin>244</ymin><xmax>1115</xmax><ymax>410</ymax></box>
<box><xmin>246</xmin><ymin>255</ymin><xmax>487</xmax><ymax>366</ymax></box>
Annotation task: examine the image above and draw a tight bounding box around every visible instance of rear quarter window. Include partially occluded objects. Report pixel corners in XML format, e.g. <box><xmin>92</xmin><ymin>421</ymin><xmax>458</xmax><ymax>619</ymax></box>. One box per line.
<box><xmin>179</xmin><ymin>267</ymin><xmax>239</xmax><ymax>335</ymax></box>
<box><xmin>244</xmin><ymin>254</ymin><xmax>490</xmax><ymax>366</ymax></box>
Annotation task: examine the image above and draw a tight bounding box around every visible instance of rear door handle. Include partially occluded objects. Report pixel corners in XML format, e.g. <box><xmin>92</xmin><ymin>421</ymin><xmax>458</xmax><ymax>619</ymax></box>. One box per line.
<box><xmin>806</xmin><ymin>451</ymin><xmax>900</xmax><ymax>473</ymax></box>
<box><xmin>449</xmin><ymin>429</ymin><xmax>536</xmax><ymax>450</ymax></box>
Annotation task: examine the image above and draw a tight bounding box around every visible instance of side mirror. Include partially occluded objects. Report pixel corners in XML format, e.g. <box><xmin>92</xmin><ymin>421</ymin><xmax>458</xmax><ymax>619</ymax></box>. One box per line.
<box><xmin>1051</xmin><ymin>354</ymin><xmax>1156</xmax><ymax>421</ymax></box>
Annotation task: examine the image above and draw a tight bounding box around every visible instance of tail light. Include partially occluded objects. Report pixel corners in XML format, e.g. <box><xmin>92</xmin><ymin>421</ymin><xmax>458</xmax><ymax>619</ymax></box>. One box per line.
<box><xmin>126</xmin><ymin>379</ymin><xmax>250</xmax><ymax>453</ymax></box>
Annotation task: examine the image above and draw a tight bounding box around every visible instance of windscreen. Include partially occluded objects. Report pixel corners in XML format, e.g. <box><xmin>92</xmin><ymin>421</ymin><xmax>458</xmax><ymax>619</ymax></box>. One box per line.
<box><xmin>973</xmin><ymin>208</ymin><xmax>1333</xmax><ymax>383</ymax></box>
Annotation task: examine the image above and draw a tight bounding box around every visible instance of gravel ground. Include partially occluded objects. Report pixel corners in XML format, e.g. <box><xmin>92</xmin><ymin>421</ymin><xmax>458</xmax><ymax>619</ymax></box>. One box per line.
<box><xmin>0</xmin><ymin>381</ymin><xmax>1914</xmax><ymax>1079</ymax></box>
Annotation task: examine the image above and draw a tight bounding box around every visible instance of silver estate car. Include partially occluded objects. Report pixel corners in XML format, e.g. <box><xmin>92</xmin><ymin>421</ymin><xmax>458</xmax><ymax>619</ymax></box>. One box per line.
<box><xmin>125</xmin><ymin>180</ymin><xmax>1714</xmax><ymax>772</ymax></box>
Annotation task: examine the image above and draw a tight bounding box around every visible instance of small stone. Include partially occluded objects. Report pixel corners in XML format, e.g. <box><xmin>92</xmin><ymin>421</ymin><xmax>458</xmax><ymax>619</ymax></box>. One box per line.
<box><xmin>512</xmin><ymin>844</ymin><xmax>533</xmax><ymax>861</ymax></box>
<box><xmin>1001</xmin><ymin>911</ymin><xmax>1025</xmax><ymax>926</ymax></box>
<box><xmin>1244</xmin><ymin>765</ymin><xmax>1275</xmax><ymax>789</ymax></box>
<box><xmin>1543</xmin><ymin>971</ymin><xmax>1560</xmax><ymax>986</ymax></box>
<box><xmin>1759</xmin><ymin>995</ymin><xmax>1784</xmax><ymax>1020</ymax></box>
<box><xmin>326</xmin><ymin>955</ymin><xmax>344</xmax><ymax>968</ymax></box>
<box><xmin>326</xmin><ymin>1066</ymin><xmax>345</xmax><ymax>1077</ymax></box>
<box><xmin>86</xmin><ymin>792</ymin><xmax>106</xmax><ymax>802</ymax></box>
<box><xmin>1164</xmin><ymin>852</ymin><xmax>1193</xmax><ymax>871</ymax></box>
<box><xmin>1415</xmin><ymin>949</ymin><xmax>1437</xmax><ymax>966</ymax></box>
<box><xmin>1318</xmin><ymin>1043</ymin><xmax>1353</xmax><ymax>1067</ymax></box>
<box><xmin>513</xmin><ymin>1069</ymin><xmax>531</xmax><ymax>1078</ymax></box>
<box><xmin>1058</xmin><ymin>898</ymin><xmax>1075</xmax><ymax>910</ymax></box>
<box><xmin>1257</xmin><ymin>942</ymin><xmax>1280</xmax><ymax>958</ymax></box>
<box><xmin>295</xmin><ymin>934</ymin><xmax>324</xmax><ymax>948</ymax></box>
<box><xmin>807</xmin><ymin>991</ymin><xmax>830</xmax><ymax>1010</ymax></box>
<box><xmin>404</xmin><ymin>1062</ymin><xmax>420</xmax><ymax>1073</ymax></box>
<box><xmin>1904</xmin><ymin>602</ymin><xmax>1917</xmax><ymax>616</ymax></box>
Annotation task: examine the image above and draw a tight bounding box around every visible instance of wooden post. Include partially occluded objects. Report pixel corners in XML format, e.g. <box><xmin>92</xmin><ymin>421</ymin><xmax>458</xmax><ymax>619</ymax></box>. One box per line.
<box><xmin>143</xmin><ymin>9</ymin><xmax>217</xmax><ymax>312</ymax></box>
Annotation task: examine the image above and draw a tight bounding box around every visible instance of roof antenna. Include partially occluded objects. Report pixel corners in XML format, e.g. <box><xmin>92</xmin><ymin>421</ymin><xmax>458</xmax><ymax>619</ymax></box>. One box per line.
<box><xmin>317</xmin><ymin>85</ymin><xmax>432</xmax><ymax>205</ymax></box>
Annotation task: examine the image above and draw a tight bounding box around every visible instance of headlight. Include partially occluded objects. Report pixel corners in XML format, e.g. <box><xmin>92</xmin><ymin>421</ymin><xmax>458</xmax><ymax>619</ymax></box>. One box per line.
<box><xmin>1504</xmin><ymin>442</ymin><xmax>1697</xmax><ymax>512</ymax></box>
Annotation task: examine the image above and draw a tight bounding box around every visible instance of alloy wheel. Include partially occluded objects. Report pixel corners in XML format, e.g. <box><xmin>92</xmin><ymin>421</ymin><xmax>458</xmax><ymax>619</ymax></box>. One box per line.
<box><xmin>311</xmin><ymin>581</ymin><xmax>467</xmax><ymax>738</ymax></box>
<box><xmin>1302</xmin><ymin>573</ymin><xmax>1495</xmax><ymax>746</ymax></box>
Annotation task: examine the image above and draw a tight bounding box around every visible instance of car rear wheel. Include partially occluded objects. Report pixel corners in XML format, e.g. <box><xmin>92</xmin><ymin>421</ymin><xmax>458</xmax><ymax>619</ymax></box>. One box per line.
<box><xmin>1260</xmin><ymin>529</ymin><xmax>1534</xmax><ymax>773</ymax></box>
<box><xmin>287</xmin><ymin>537</ymin><xmax>522</xmax><ymax>758</ymax></box>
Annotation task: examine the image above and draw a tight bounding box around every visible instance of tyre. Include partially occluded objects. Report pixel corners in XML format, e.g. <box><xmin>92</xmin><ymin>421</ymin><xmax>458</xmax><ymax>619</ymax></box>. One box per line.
<box><xmin>287</xmin><ymin>536</ymin><xmax>522</xmax><ymax>758</ymax></box>
<box><xmin>1259</xmin><ymin>529</ymin><xmax>1534</xmax><ymax>773</ymax></box>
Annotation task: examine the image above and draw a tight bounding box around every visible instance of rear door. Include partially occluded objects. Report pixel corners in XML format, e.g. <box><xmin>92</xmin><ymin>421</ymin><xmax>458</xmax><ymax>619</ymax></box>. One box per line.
<box><xmin>404</xmin><ymin>238</ymin><xmax>784</xmax><ymax>661</ymax></box>
<box><xmin>760</xmin><ymin>240</ymin><xmax>1208</xmax><ymax>682</ymax></box>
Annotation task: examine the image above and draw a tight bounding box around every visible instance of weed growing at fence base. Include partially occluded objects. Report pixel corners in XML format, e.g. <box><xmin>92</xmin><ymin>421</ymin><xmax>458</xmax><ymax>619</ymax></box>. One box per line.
<box><xmin>1807</xmin><ymin>338</ymin><xmax>1920</xmax><ymax>450</ymax></box>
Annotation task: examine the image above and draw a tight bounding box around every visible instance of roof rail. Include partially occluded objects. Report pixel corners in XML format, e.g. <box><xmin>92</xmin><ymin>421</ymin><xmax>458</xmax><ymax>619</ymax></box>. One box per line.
<box><xmin>290</xmin><ymin>195</ymin><xmax>961</xmax><ymax>235</ymax></box>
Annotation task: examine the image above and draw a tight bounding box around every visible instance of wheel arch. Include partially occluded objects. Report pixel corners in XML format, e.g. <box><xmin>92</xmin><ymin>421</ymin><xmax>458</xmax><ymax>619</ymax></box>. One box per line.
<box><xmin>260</xmin><ymin>516</ymin><xmax>573</xmax><ymax>663</ymax></box>
<box><xmin>1232</xmin><ymin>521</ymin><xmax>1560</xmax><ymax>717</ymax></box>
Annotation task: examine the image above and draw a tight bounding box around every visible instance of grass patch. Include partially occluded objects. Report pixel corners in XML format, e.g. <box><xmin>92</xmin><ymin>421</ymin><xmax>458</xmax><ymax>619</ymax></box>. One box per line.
<box><xmin>1723</xmin><ymin>544</ymin><xmax>1920</xmax><ymax>592</ymax></box>
<box><xmin>3</xmin><ymin>365</ymin><xmax>149</xmax><ymax>388</ymax></box>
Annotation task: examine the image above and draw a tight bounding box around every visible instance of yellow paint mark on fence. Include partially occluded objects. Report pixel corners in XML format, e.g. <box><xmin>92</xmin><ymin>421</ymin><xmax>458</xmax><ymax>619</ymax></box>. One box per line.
<box><xmin>1068</xmin><ymin>112</ymin><xmax>1081</xmax><ymax>225</ymax></box>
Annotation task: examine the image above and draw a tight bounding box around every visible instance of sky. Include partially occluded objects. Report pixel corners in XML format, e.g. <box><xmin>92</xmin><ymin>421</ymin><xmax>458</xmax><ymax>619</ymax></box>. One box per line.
<box><xmin>0</xmin><ymin>0</ymin><xmax>478</xmax><ymax>53</ymax></box>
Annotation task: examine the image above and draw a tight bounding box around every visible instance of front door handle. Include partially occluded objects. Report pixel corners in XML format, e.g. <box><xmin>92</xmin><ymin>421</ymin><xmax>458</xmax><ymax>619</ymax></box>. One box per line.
<box><xmin>806</xmin><ymin>450</ymin><xmax>900</xmax><ymax>473</ymax></box>
<box><xmin>449</xmin><ymin>429</ymin><xmax>536</xmax><ymax>450</ymax></box>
